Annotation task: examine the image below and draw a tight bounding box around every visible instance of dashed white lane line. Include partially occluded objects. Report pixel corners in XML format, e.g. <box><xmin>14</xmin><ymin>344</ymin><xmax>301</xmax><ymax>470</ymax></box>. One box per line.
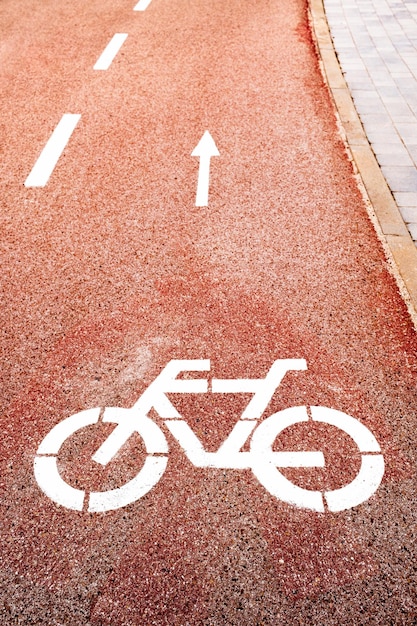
<box><xmin>24</xmin><ymin>114</ymin><xmax>81</xmax><ymax>188</ymax></box>
<box><xmin>134</xmin><ymin>0</ymin><xmax>153</xmax><ymax>10</ymax></box>
<box><xmin>93</xmin><ymin>34</ymin><xmax>128</xmax><ymax>70</ymax></box>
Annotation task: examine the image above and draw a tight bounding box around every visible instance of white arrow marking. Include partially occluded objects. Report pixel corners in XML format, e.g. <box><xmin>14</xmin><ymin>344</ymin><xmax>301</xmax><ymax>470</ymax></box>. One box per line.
<box><xmin>191</xmin><ymin>131</ymin><xmax>220</xmax><ymax>207</ymax></box>
<box><xmin>94</xmin><ymin>33</ymin><xmax>128</xmax><ymax>70</ymax></box>
<box><xmin>24</xmin><ymin>114</ymin><xmax>81</xmax><ymax>187</ymax></box>
<box><xmin>134</xmin><ymin>0</ymin><xmax>152</xmax><ymax>10</ymax></box>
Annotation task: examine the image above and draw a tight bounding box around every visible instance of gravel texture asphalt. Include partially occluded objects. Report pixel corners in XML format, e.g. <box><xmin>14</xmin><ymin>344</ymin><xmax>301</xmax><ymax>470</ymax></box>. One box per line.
<box><xmin>1</xmin><ymin>0</ymin><xmax>417</xmax><ymax>624</ymax></box>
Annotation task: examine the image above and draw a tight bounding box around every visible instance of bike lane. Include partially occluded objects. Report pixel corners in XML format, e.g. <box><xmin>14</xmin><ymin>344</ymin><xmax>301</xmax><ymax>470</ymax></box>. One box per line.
<box><xmin>1</xmin><ymin>0</ymin><xmax>417</xmax><ymax>623</ymax></box>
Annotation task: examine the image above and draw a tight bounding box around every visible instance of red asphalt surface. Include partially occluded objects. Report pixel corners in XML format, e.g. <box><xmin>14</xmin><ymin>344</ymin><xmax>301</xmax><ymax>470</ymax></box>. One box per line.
<box><xmin>1</xmin><ymin>0</ymin><xmax>417</xmax><ymax>623</ymax></box>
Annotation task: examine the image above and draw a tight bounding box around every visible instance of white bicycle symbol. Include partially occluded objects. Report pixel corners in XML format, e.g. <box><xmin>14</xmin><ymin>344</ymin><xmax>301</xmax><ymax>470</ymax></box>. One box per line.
<box><xmin>34</xmin><ymin>359</ymin><xmax>384</xmax><ymax>513</ymax></box>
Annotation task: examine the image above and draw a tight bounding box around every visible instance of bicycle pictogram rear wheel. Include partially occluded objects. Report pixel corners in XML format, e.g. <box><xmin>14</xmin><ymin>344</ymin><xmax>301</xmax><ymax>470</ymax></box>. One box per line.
<box><xmin>34</xmin><ymin>407</ymin><xmax>168</xmax><ymax>512</ymax></box>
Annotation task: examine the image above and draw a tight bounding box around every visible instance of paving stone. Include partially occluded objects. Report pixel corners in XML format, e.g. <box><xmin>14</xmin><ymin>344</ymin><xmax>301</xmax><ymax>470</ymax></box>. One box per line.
<box><xmin>407</xmin><ymin>222</ymin><xmax>417</xmax><ymax>240</ymax></box>
<box><xmin>407</xmin><ymin>144</ymin><xmax>417</xmax><ymax>162</ymax></box>
<box><xmin>381</xmin><ymin>166</ymin><xmax>417</xmax><ymax>191</ymax></box>
<box><xmin>384</xmin><ymin>100</ymin><xmax>413</xmax><ymax>117</ymax></box>
<box><xmin>393</xmin><ymin>191</ymin><xmax>417</xmax><ymax>206</ymax></box>
<box><xmin>375</xmin><ymin>151</ymin><xmax>414</xmax><ymax>167</ymax></box>
<box><xmin>365</xmin><ymin>126</ymin><xmax>403</xmax><ymax>143</ymax></box>
<box><xmin>399</xmin><ymin>207</ymin><xmax>417</xmax><ymax>222</ymax></box>
<box><xmin>372</xmin><ymin>141</ymin><xmax>410</xmax><ymax>155</ymax></box>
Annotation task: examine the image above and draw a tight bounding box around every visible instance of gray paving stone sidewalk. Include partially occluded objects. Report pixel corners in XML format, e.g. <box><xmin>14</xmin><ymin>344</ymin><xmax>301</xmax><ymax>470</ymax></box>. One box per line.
<box><xmin>323</xmin><ymin>0</ymin><xmax>417</xmax><ymax>246</ymax></box>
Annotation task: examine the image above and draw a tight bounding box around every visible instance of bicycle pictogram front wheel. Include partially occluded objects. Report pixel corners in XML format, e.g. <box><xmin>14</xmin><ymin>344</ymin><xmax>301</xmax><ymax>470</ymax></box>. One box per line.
<box><xmin>250</xmin><ymin>405</ymin><xmax>385</xmax><ymax>512</ymax></box>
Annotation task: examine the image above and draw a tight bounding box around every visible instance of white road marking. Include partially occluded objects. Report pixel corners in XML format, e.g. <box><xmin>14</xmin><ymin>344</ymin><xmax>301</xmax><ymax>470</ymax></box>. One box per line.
<box><xmin>191</xmin><ymin>131</ymin><xmax>220</xmax><ymax>207</ymax></box>
<box><xmin>24</xmin><ymin>114</ymin><xmax>81</xmax><ymax>187</ymax></box>
<box><xmin>33</xmin><ymin>360</ymin><xmax>385</xmax><ymax>513</ymax></box>
<box><xmin>213</xmin><ymin>359</ymin><xmax>307</xmax><ymax>419</ymax></box>
<box><xmin>34</xmin><ymin>407</ymin><xmax>168</xmax><ymax>513</ymax></box>
<box><xmin>134</xmin><ymin>0</ymin><xmax>153</xmax><ymax>10</ymax></box>
<box><xmin>251</xmin><ymin>405</ymin><xmax>385</xmax><ymax>512</ymax></box>
<box><xmin>94</xmin><ymin>33</ymin><xmax>128</xmax><ymax>70</ymax></box>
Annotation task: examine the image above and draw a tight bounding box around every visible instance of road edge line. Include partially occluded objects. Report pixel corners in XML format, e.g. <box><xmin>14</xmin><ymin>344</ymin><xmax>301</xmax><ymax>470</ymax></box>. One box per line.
<box><xmin>309</xmin><ymin>0</ymin><xmax>417</xmax><ymax>330</ymax></box>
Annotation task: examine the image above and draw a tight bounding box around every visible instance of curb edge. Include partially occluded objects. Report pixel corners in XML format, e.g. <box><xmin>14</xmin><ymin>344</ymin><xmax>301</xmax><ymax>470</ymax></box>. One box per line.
<box><xmin>309</xmin><ymin>0</ymin><xmax>417</xmax><ymax>329</ymax></box>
